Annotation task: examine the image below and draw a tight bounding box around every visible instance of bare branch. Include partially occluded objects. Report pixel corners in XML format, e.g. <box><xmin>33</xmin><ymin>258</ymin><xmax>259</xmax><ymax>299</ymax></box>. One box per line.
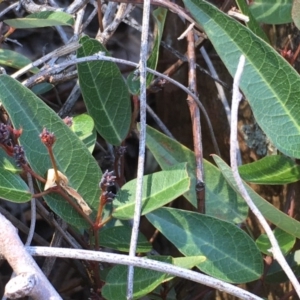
<box><xmin>27</xmin><ymin>246</ymin><xmax>264</xmax><ymax>300</ymax></box>
<box><xmin>127</xmin><ymin>0</ymin><xmax>151</xmax><ymax>297</ymax></box>
<box><xmin>0</xmin><ymin>213</ymin><xmax>62</xmax><ymax>299</ymax></box>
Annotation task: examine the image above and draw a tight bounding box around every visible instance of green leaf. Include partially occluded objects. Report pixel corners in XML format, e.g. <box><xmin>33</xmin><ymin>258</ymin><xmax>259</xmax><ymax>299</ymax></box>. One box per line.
<box><xmin>147</xmin><ymin>207</ymin><xmax>263</xmax><ymax>283</ymax></box>
<box><xmin>99</xmin><ymin>226</ymin><xmax>151</xmax><ymax>253</ymax></box>
<box><xmin>143</xmin><ymin>125</ymin><xmax>248</xmax><ymax>223</ymax></box>
<box><xmin>0</xmin><ymin>74</ymin><xmax>102</xmax><ymax>229</ymax></box>
<box><xmin>0</xmin><ymin>169</ymin><xmax>31</xmax><ymax>202</ymax></box>
<box><xmin>112</xmin><ymin>163</ymin><xmax>190</xmax><ymax>220</ymax></box>
<box><xmin>127</xmin><ymin>8</ymin><xmax>167</xmax><ymax>94</ymax></box>
<box><xmin>183</xmin><ymin>0</ymin><xmax>300</xmax><ymax>158</ymax></box>
<box><xmin>163</xmin><ymin>256</ymin><xmax>206</xmax><ymax>283</ymax></box>
<box><xmin>235</xmin><ymin>0</ymin><xmax>269</xmax><ymax>42</ymax></box>
<box><xmin>4</xmin><ymin>11</ymin><xmax>74</xmax><ymax>28</ymax></box>
<box><xmin>0</xmin><ymin>49</ymin><xmax>39</xmax><ymax>73</ymax></box>
<box><xmin>31</xmin><ymin>83</ymin><xmax>54</xmax><ymax>95</ymax></box>
<box><xmin>102</xmin><ymin>256</ymin><xmax>170</xmax><ymax>300</ymax></box>
<box><xmin>266</xmin><ymin>250</ymin><xmax>300</xmax><ymax>283</ymax></box>
<box><xmin>256</xmin><ymin>228</ymin><xmax>295</xmax><ymax>256</ymax></box>
<box><xmin>239</xmin><ymin>155</ymin><xmax>300</xmax><ymax>184</ymax></box>
<box><xmin>70</xmin><ymin>114</ymin><xmax>96</xmax><ymax>153</ymax></box>
<box><xmin>0</xmin><ymin>149</ymin><xmax>31</xmax><ymax>202</ymax></box>
<box><xmin>249</xmin><ymin>0</ymin><xmax>293</xmax><ymax>24</ymax></box>
<box><xmin>102</xmin><ymin>255</ymin><xmax>205</xmax><ymax>300</ymax></box>
<box><xmin>213</xmin><ymin>155</ymin><xmax>300</xmax><ymax>239</ymax></box>
<box><xmin>77</xmin><ymin>36</ymin><xmax>131</xmax><ymax>145</ymax></box>
<box><xmin>0</xmin><ymin>149</ymin><xmax>21</xmax><ymax>174</ymax></box>
<box><xmin>292</xmin><ymin>0</ymin><xmax>300</xmax><ymax>29</ymax></box>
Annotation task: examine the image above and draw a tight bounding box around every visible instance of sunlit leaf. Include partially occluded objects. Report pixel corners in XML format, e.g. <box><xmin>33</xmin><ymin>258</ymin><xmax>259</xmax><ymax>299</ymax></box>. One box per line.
<box><xmin>113</xmin><ymin>163</ymin><xmax>190</xmax><ymax>220</ymax></box>
<box><xmin>239</xmin><ymin>155</ymin><xmax>300</xmax><ymax>184</ymax></box>
<box><xmin>183</xmin><ymin>0</ymin><xmax>300</xmax><ymax>158</ymax></box>
<box><xmin>147</xmin><ymin>207</ymin><xmax>263</xmax><ymax>283</ymax></box>
<box><xmin>213</xmin><ymin>155</ymin><xmax>300</xmax><ymax>239</ymax></box>
<box><xmin>5</xmin><ymin>11</ymin><xmax>74</xmax><ymax>28</ymax></box>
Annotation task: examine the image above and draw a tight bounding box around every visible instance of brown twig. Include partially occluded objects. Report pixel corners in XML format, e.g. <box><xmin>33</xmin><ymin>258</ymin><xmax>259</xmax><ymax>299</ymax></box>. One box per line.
<box><xmin>21</xmin><ymin>163</ymin><xmax>46</xmax><ymax>184</ymax></box>
<box><xmin>186</xmin><ymin>30</ymin><xmax>205</xmax><ymax>213</ymax></box>
<box><xmin>96</xmin><ymin>0</ymin><xmax>104</xmax><ymax>32</ymax></box>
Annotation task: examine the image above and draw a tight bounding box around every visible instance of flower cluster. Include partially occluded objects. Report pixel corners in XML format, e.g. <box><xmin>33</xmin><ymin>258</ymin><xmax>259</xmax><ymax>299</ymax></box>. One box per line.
<box><xmin>99</xmin><ymin>170</ymin><xmax>116</xmax><ymax>190</ymax></box>
<box><xmin>13</xmin><ymin>145</ymin><xmax>26</xmax><ymax>167</ymax></box>
<box><xmin>0</xmin><ymin>123</ymin><xmax>10</xmax><ymax>144</ymax></box>
<box><xmin>99</xmin><ymin>170</ymin><xmax>116</xmax><ymax>202</ymax></box>
<box><xmin>0</xmin><ymin>123</ymin><xmax>25</xmax><ymax>166</ymax></box>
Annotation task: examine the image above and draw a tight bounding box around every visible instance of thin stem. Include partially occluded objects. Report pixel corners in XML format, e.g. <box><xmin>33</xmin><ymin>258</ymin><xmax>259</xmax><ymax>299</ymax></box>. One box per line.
<box><xmin>200</xmin><ymin>46</ymin><xmax>242</xmax><ymax>165</ymax></box>
<box><xmin>230</xmin><ymin>55</ymin><xmax>300</xmax><ymax>298</ymax></box>
<box><xmin>21</xmin><ymin>164</ymin><xmax>46</xmax><ymax>183</ymax></box>
<box><xmin>187</xmin><ymin>30</ymin><xmax>205</xmax><ymax>213</ymax></box>
<box><xmin>27</xmin><ymin>246</ymin><xmax>263</xmax><ymax>300</ymax></box>
<box><xmin>25</xmin><ymin>173</ymin><xmax>36</xmax><ymax>246</ymax></box>
<box><xmin>146</xmin><ymin>104</ymin><xmax>174</xmax><ymax>139</ymax></box>
<box><xmin>94</xmin><ymin>195</ymin><xmax>105</xmax><ymax>230</ymax></box>
<box><xmin>36</xmin><ymin>201</ymin><xmax>80</xmax><ymax>249</ymax></box>
<box><xmin>127</xmin><ymin>0</ymin><xmax>151</xmax><ymax>297</ymax></box>
<box><xmin>47</xmin><ymin>146</ymin><xmax>60</xmax><ymax>183</ymax></box>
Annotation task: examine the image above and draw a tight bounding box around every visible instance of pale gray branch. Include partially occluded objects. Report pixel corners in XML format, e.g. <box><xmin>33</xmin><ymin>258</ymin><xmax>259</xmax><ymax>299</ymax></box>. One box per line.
<box><xmin>230</xmin><ymin>55</ymin><xmax>300</xmax><ymax>297</ymax></box>
<box><xmin>0</xmin><ymin>213</ymin><xmax>62</xmax><ymax>299</ymax></box>
<box><xmin>27</xmin><ymin>246</ymin><xmax>263</xmax><ymax>300</ymax></box>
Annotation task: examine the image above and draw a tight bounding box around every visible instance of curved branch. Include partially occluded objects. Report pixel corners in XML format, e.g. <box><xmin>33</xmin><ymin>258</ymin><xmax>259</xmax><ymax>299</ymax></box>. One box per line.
<box><xmin>27</xmin><ymin>246</ymin><xmax>263</xmax><ymax>300</ymax></box>
<box><xmin>0</xmin><ymin>213</ymin><xmax>62</xmax><ymax>299</ymax></box>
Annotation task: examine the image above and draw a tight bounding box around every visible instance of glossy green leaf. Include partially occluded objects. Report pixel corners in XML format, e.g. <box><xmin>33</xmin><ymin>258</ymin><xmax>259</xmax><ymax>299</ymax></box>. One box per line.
<box><xmin>5</xmin><ymin>11</ymin><xmax>74</xmax><ymax>28</ymax></box>
<box><xmin>213</xmin><ymin>155</ymin><xmax>300</xmax><ymax>239</ymax></box>
<box><xmin>183</xmin><ymin>0</ymin><xmax>300</xmax><ymax>158</ymax></box>
<box><xmin>239</xmin><ymin>155</ymin><xmax>300</xmax><ymax>184</ymax></box>
<box><xmin>0</xmin><ymin>149</ymin><xmax>31</xmax><ymax>202</ymax></box>
<box><xmin>249</xmin><ymin>0</ymin><xmax>292</xmax><ymax>24</ymax></box>
<box><xmin>77</xmin><ymin>36</ymin><xmax>131</xmax><ymax>145</ymax></box>
<box><xmin>235</xmin><ymin>0</ymin><xmax>269</xmax><ymax>42</ymax></box>
<box><xmin>112</xmin><ymin>163</ymin><xmax>190</xmax><ymax>220</ymax></box>
<box><xmin>102</xmin><ymin>255</ymin><xmax>205</xmax><ymax>300</ymax></box>
<box><xmin>0</xmin><ymin>74</ymin><xmax>102</xmax><ymax>229</ymax></box>
<box><xmin>70</xmin><ymin>114</ymin><xmax>96</xmax><ymax>153</ymax></box>
<box><xmin>127</xmin><ymin>8</ymin><xmax>167</xmax><ymax>94</ymax></box>
<box><xmin>99</xmin><ymin>226</ymin><xmax>151</xmax><ymax>253</ymax></box>
<box><xmin>147</xmin><ymin>207</ymin><xmax>263</xmax><ymax>283</ymax></box>
<box><xmin>143</xmin><ymin>125</ymin><xmax>248</xmax><ymax>223</ymax></box>
<box><xmin>256</xmin><ymin>228</ymin><xmax>295</xmax><ymax>256</ymax></box>
<box><xmin>266</xmin><ymin>250</ymin><xmax>300</xmax><ymax>283</ymax></box>
<box><xmin>0</xmin><ymin>49</ymin><xmax>39</xmax><ymax>73</ymax></box>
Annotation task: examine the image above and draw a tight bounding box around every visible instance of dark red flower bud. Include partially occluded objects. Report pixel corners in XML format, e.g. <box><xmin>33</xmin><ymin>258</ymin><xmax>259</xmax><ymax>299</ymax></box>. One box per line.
<box><xmin>40</xmin><ymin>128</ymin><xmax>56</xmax><ymax>147</ymax></box>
